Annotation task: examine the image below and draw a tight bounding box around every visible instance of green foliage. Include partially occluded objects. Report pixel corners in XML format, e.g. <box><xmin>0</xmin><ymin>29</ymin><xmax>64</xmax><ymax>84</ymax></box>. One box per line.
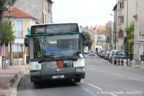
<box><xmin>0</xmin><ymin>20</ymin><xmax>15</xmax><ymax>44</ymax></box>
<box><xmin>0</xmin><ymin>0</ymin><xmax>16</xmax><ymax>20</ymax></box>
<box><xmin>83</xmin><ymin>32</ymin><xmax>93</xmax><ymax>49</ymax></box>
<box><xmin>126</xmin><ymin>21</ymin><xmax>134</xmax><ymax>54</ymax></box>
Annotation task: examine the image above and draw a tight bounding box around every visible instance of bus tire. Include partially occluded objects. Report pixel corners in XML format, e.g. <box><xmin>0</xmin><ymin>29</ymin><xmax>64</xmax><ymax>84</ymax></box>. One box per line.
<box><xmin>33</xmin><ymin>82</ymin><xmax>39</xmax><ymax>85</ymax></box>
<box><xmin>75</xmin><ymin>78</ymin><xmax>81</xmax><ymax>82</ymax></box>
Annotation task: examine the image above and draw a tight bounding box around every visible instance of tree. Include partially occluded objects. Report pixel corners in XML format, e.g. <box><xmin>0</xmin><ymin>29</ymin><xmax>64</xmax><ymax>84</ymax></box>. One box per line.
<box><xmin>0</xmin><ymin>0</ymin><xmax>16</xmax><ymax>20</ymax></box>
<box><xmin>83</xmin><ymin>32</ymin><xmax>93</xmax><ymax>49</ymax></box>
<box><xmin>0</xmin><ymin>0</ymin><xmax>16</xmax><ymax>44</ymax></box>
<box><xmin>0</xmin><ymin>20</ymin><xmax>15</xmax><ymax>44</ymax></box>
<box><xmin>126</xmin><ymin>22</ymin><xmax>134</xmax><ymax>54</ymax></box>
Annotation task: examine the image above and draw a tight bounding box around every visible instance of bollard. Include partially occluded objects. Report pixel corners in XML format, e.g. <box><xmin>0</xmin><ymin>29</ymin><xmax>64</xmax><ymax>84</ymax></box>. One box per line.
<box><xmin>120</xmin><ymin>59</ymin><xmax>122</xmax><ymax>65</ymax></box>
<box><xmin>132</xmin><ymin>60</ymin><xmax>135</xmax><ymax>68</ymax></box>
<box><xmin>112</xmin><ymin>58</ymin><xmax>115</xmax><ymax>64</ymax></box>
<box><xmin>129</xmin><ymin>59</ymin><xmax>133</xmax><ymax>67</ymax></box>
<box><xmin>128</xmin><ymin>59</ymin><xmax>131</xmax><ymax>66</ymax></box>
<box><xmin>116</xmin><ymin>58</ymin><xmax>119</xmax><ymax>65</ymax></box>
<box><xmin>123</xmin><ymin>59</ymin><xmax>127</xmax><ymax>67</ymax></box>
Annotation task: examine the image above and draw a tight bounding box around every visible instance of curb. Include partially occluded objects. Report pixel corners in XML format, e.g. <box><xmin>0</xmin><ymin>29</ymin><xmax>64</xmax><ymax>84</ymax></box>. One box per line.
<box><xmin>10</xmin><ymin>73</ymin><xmax>23</xmax><ymax>96</ymax></box>
<box><xmin>9</xmin><ymin>66</ymin><xmax>29</xmax><ymax>96</ymax></box>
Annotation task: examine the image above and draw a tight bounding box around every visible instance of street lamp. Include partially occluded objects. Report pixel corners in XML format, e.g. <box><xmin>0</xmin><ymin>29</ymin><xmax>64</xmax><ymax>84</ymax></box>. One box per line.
<box><xmin>124</xmin><ymin>0</ymin><xmax>129</xmax><ymax>64</ymax></box>
<box><xmin>110</xmin><ymin>14</ymin><xmax>117</xmax><ymax>50</ymax></box>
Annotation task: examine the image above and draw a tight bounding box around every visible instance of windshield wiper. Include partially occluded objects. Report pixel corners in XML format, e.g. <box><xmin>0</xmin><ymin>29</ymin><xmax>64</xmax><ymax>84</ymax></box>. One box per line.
<box><xmin>38</xmin><ymin>54</ymin><xmax>55</xmax><ymax>63</ymax></box>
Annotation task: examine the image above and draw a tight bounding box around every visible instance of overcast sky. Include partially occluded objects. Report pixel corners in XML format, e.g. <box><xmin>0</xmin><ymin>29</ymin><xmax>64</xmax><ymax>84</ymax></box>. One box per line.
<box><xmin>52</xmin><ymin>0</ymin><xmax>116</xmax><ymax>26</ymax></box>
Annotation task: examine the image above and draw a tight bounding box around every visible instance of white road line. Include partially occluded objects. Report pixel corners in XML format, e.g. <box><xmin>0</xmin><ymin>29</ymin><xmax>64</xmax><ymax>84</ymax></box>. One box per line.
<box><xmin>87</xmin><ymin>83</ymin><xmax>103</xmax><ymax>91</ymax></box>
<box><xmin>82</xmin><ymin>80</ymin><xmax>118</xmax><ymax>96</ymax></box>
<box><xmin>110</xmin><ymin>93</ymin><xmax>118</xmax><ymax>96</ymax></box>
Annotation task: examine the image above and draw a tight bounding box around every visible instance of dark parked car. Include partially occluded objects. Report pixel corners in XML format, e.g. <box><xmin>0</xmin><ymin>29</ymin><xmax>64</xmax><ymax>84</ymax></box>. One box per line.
<box><xmin>113</xmin><ymin>51</ymin><xmax>127</xmax><ymax>64</ymax></box>
<box><xmin>109</xmin><ymin>50</ymin><xmax>118</xmax><ymax>62</ymax></box>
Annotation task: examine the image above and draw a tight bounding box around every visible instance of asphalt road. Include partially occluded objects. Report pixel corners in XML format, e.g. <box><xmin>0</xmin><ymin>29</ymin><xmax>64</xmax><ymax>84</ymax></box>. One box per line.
<box><xmin>18</xmin><ymin>55</ymin><xmax>144</xmax><ymax>96</ymax></box>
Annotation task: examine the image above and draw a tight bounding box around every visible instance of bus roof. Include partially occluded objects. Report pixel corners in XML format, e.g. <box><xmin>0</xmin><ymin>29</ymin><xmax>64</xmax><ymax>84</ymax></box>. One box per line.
<box><xmin>31</xmin><ymin>23</ymin><xmax>79</xmax><ymax>27</ymax></box>
<box><xmin>29</xmin><ymin>23</ymin><xmax>82</xmax><ymax>36</ymax></box>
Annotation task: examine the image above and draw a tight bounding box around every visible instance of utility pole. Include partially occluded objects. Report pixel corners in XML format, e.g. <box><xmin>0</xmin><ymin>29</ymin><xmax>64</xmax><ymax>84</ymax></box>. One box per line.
<box><xmin>9</xmin><ymin>6</ymin><xmax>13</xmax><ymax>66</ymax></box>
<box><xmin>125</xmin><ymin>0</ymin><xmax>129</xmax><ymax>64</ymax></box>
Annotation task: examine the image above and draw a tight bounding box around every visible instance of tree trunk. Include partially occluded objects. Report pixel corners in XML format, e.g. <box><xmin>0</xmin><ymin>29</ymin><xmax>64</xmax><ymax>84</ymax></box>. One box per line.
<box><xmin>10</xmin><ymin>42</ymin><xmax>13</xmax><ymax>66</ymax></box>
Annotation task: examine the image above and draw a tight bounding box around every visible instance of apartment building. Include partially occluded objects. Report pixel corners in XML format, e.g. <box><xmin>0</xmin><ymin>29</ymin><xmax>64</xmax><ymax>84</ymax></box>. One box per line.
<box><xmin>14</xmin><ymin>0</ymin><xmax>53</xmax><ymax>24</ymax></box>
<box><xmin>95</xmin><ymin>26</ymin><xmax>107</xmax><ymax>50</ymax></box>
<box><xmin>114</xmin><ymin>0</ymin><xmax>136</xmax><ymax>51</ymax></box>
<box><xmin>82</xmin><ymin>26</ymin><xmax>96</xmax><ymax>50</ymax></box>
<box><xmin>105</xmin><ymin>22</ymin><xmax>112</xmax><ymax>50</ymax></box>
<box><xmin>134</xmin><ymin>0</ymin><xmax>144</xmax><ymax>61</ymax></box>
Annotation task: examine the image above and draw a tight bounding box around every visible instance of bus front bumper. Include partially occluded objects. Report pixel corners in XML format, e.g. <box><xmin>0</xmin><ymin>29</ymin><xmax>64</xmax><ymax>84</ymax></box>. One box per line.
<box><xmin>30</xmin><ymin>67</ymin><xmax>85</xmax><ymax>82</ymax></box>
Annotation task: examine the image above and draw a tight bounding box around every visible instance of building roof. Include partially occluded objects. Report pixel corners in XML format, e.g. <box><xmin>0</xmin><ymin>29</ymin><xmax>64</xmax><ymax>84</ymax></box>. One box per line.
<box><xmin>113</xmin><ymin>4</ymin><xmax>117</xmax><ymax>10</ymax></box>
<box><xmin>47</xmin><ymin>0</ymin><xmax>53</xmax><ymax>3</ymax></box>
<box><xmin>3</xmin><ymin>6</ymin><xmax>36</xmax><ymax>19</ymax></box>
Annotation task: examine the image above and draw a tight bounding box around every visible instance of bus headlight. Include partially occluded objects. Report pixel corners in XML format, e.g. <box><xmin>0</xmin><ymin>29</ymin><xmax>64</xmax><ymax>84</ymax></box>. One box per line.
<box><xmin>76</xmin><ymin>67</ymin><xmax>85</xmax><ymax>73</ymax></box>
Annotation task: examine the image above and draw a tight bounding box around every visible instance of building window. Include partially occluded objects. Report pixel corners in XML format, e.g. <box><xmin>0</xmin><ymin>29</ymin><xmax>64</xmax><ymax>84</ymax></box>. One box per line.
<box><xmin>118</xmin><ymin>16</ymin><xmax>124</xmax><ymax>24</ymax></box>
<box><xmin>16</xmin><ymin>20</ymin><xmax>23</xmax><ymax>38</ymax></box>
<box><xmin>118</xmin><ymin>1</ymin><xmax>124</xmax><ymax>9</ymax></box>
<box><xmin>118</xmin><ymin>29</ymin><xmax>124</xmax><ymax>38</ymax></box>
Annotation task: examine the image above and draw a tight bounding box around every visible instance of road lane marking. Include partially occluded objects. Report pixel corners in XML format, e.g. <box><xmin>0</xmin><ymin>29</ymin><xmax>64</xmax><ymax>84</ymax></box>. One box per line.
<box><xmin>110</xmin><ymin>93</ymin><xmax>118</xmax><ymax>96</ymax></box>
<box><xmin>87</xmin><ymin>83</ymin><xmax>103</xmax><ymax>91</ymax></box>
<box><xmin>82</xmin><ymin>80</ymin><xmax>118</xmax><ymax>96</ymax></box>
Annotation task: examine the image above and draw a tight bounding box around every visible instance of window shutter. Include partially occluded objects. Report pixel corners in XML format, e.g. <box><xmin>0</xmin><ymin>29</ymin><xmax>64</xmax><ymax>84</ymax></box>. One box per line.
<box><xmin>118</xmin><ymin>30</ymin><xmax>124</xmax><ymax>38</ymax></box>
<box><xmin>122</xmin><ymin>0</ymin><xmax>124</xmax><ymax>8</ymax></box>
<box><xmin>122</xmin><ymin>16</ymin><xmax>124</xmax><ymax>23</ymax></box>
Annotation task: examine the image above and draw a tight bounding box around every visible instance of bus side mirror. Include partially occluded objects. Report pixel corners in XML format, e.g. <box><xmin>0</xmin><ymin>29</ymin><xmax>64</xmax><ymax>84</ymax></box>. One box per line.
<box><xmin>24</xmin><ymin>38</ymin><xmax>29</xmax><ymax>47</ymax></box>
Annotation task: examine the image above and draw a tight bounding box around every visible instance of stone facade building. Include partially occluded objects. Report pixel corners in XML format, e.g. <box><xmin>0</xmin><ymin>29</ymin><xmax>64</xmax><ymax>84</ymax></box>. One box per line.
<box><xmin>14</xmin><ymin>0</ymin><xmax>53</xmax><ymax>24</ymax></box>
<box><xmin>113</xmin><ymin>0</ymin><xmax>136</xmax><ymax>51</ymax></box>
<box><xmin>134</xmin><ymin>0</ymin><xmax>144</xmax><ymax>62</ymax></box>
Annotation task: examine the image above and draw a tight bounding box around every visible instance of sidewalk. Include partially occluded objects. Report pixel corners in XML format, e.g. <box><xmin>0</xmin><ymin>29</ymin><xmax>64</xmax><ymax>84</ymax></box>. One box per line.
<box><xmin>132</xmin><ymin>61</ymin><xmax>144</xmax><ymax>70</ymax></box>
<box><xmin>0</xmin><ymin>65</ymin><xmax>28</xmax><ymax>96</ymax></box>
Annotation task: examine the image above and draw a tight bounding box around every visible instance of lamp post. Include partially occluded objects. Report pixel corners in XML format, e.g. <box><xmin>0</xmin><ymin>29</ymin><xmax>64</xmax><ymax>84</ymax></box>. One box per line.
<box><xmin>110</xmin><ymin>14</ymin><xmax>117</xmax><ymax>50</ymax></box>
<box><xmin>8</xmin><ymin>6</ymin><xmax>13</xmax><ymax>66</ymax></box>
<box><xmin>125</xmin><ymin>0</ymin><xmax>129</xmax><ymax>64</ymax></box>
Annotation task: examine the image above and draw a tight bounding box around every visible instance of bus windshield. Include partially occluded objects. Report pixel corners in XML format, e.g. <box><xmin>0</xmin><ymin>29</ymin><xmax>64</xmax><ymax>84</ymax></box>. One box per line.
<box><xmin>33</xmin><ymin>34</ymin><xmax>79</xmax><ymax>58</ymax></box>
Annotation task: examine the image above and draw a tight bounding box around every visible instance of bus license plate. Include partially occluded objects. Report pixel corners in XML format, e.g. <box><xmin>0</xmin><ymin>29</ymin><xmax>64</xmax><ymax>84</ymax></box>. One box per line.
<box><xmin>52</xmin><ymin>75</ymin><xmax>65</xmax><ymax>79</ymax></box>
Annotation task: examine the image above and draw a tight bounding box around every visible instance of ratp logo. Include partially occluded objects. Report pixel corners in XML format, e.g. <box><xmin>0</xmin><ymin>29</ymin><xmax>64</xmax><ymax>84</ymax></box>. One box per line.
<box><xmin>35</xmin><ymin>63</ymin><xmax>41</xmax><ymax>69</ymax></box>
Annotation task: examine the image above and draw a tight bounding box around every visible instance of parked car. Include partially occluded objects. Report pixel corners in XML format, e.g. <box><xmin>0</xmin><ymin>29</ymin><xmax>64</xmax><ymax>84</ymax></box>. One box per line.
<box><xmin>98</xmin><ymin>50</ymin><xmax>106</xmax><ymax>57</ymax></box>
<box><xmin>104</xmin><ymin>51</ymin><xmax>110</xmax><ymax>60</ymax></box>
<box><xmin>89</xmin><ymin>50</ymin><xmax>96</xmax><ymax>56</ymax></box>
<box><xmin>101</xmin><ymin>50</ymin><xmax>107</xmax><ymax>58</ymax></box>
<box><xmin>113</xmin><ymin>51</ymin><xmax>127</xmax><ymax>64</ymax></box>
<box><xmin>83</xmin><ymin>46</ymin><xmax>89</xmax><ymax>54</ymax></box>
<box><xmin>109</xmin><ymin>50</ymin><xmax>118</xmax><ymax>62</ymax></box>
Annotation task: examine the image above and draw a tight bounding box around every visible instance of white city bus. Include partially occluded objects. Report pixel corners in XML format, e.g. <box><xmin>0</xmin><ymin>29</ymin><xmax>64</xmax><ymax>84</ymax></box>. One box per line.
<box><xmin>25</xmin><ymin>23</ymin><xmax>85</xmax><ymax>85</ymax></box>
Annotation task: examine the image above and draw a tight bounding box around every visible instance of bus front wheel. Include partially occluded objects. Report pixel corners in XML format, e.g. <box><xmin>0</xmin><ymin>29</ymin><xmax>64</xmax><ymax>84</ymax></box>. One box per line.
<box><xmin>74</xmin><ymin>78</ymin><xmax>81</xmax><ymax>82</ymax></box>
